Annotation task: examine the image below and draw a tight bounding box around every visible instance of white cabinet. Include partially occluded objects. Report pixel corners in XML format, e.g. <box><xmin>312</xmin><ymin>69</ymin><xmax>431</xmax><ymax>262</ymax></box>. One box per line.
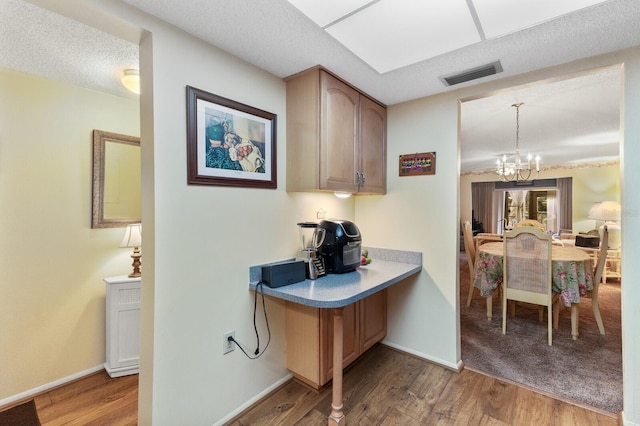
<box><xmin>104</xmin><ymin>276</ymin><xmax>141</xmax><ymax>377</ymax></box>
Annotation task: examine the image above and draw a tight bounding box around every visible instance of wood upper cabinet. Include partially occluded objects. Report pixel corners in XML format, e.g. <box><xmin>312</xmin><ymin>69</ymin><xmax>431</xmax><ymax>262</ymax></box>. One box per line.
<box><xmin>359</xmin><ymin>95</ymin><xmax>387</xmax><ymax>194</ymax></box>
<box><xmin>286</xmin><ymin>66</ymin><xmax>387</xmax><ymax>194</ymax></box>
<box><xmin>320</xmin><ymin>72</ymin><xmax>359</xmax><ymax>192</ymax></box>
<box><xmin>285</xmin><ymin>290</ymin><xmax>387</xmax><ymax>389</ymax></box>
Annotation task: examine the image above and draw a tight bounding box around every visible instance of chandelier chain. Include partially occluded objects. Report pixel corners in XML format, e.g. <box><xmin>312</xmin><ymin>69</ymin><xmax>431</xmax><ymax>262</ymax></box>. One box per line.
<box><xmin>513</xmin><ymin>102</ymin><xmax>522</xmax><ymax>152</ymax></box>
<box><xmin>496</xmin><ymin>102</ymin><xmax>539</xmax><ymax>182</ymax></box>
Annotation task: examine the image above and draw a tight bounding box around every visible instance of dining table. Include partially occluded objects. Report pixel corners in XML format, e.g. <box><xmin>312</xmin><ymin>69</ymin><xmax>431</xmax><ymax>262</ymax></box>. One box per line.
<box><xmin>473</xmin><ymin>241</ymin><xmax>594</xmax><ymax>339</ymax></box>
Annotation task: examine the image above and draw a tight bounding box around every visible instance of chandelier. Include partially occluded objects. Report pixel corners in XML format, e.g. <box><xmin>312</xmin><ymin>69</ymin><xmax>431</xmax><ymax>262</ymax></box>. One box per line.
<box><xmin>496</xmin><ymin>102</ymin><xmax>540</xmax><ymax>182</ymax></box>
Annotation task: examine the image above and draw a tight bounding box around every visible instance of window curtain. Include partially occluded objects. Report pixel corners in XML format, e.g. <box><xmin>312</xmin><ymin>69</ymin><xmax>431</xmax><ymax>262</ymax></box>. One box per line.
<box><xmin>557</xmin><ymin>177</ymin><xmax>573</xmax><ymax>231</ymax></box>
<box><xmin>472</xmin><ymin>182</ymin><xmax>496</xmax><ymax>233</ymax></box>
<box><xmin>493</xmin><ymin>190</ymin><xmax>505</xmax><ymax>234</ymax></box>
<box><xmin>547</xmin><ymin>191</ymin><xmax>557</xmax><ymax>232</ymax></box>
<box><xmin>509</xmin><ymin>190</ymin><xmax>528</xmax><ymax>223</ymax></box>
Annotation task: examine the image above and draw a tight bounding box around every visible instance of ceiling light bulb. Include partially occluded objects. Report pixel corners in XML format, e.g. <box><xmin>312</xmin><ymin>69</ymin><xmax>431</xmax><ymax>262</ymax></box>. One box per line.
<box><xmin>121</xmin><ymin>69</ymin><xmax>140</xmax><ymax>94</ymax></box>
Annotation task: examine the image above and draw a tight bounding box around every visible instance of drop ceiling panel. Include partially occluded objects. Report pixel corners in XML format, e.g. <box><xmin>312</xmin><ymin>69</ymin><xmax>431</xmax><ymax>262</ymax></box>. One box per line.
<box><xmin>325</xmin><ymin>0</ymin><xmax>480</xmax><ymax>73</ymax></box>
<box><xmin>287</xmin><ymin>0</ymin><xmax>374</xmax><ymax>27</ymax></box>
<box><xmin>473</xmin><ymin>0</ymin><xmax>610</xmax><ymax>39</ymax></box>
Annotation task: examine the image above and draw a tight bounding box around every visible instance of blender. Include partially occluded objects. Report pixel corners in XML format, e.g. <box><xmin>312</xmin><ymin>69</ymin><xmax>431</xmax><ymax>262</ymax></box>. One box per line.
<box><xmin>296</xmin><ymin>222</ymin><xmax>326</xmax><ymax>279</ymax></box>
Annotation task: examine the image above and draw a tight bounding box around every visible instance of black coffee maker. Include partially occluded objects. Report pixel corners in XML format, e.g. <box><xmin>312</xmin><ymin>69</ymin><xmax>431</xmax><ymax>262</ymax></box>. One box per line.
<box><xmin>315</xmin><ymin>219</ymin><xmax>362</xmax><ymax>273</ymax></box>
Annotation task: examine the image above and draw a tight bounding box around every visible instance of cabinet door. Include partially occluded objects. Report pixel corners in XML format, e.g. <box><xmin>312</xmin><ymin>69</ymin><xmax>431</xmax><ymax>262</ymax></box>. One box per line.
<box><xmin>320</xmin><ymin>302</ymin><xmax>359</xmax><ymax>385</ymax></box>
<box><xmin>285</xmin><ymin>302</ymin><xmax>322</xmax><ymax>387</ymax></box>
<box><xmin>319</xmin><ymin>71</ymin><xmax>359</xmax><ymax>192</ymax></box>
<box><xmin>360</xmin><ymin>290</ymin><xmax>387</xmax><ymax>353</ymax></box>
<box><xmin>359</xmin><ymin>95</ymin><xmax>387</xmax><ymax>194</ymax></box>
<box><xmin>105</xmin><ymin>280</ymin><xmax>141</xmax><ymax>377</ymax></box>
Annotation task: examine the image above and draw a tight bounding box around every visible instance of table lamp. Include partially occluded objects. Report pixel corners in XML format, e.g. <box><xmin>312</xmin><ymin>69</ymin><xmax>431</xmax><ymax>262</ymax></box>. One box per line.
<box><xmin>121</xmin><ymin>223</ymin><xmax>142</xmax><ymax>277</ymax></box>
<box><xmin>588</xmin><ymin>201</ymin><xmax>621</xmax><ymax>249</ymax></box>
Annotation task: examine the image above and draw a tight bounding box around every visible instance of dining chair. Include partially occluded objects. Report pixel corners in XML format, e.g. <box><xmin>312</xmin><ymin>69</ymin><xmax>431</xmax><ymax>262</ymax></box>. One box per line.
<box><xmin>502</xmin><ymin>226</ymin><xmax>554</xmax><ymax>345</ymax></box>
<box><xmin>513</xmin><ymin>219</ymin><xmax>546</xmax><ymax>233</ymax></box>
<box><xmin>462</xmin><ymin>220</ymin><xmax>477</xmax><ymax>308</ymax></box>
<box><xmin>464</xmin><ymin>221</ymin><xmax>502</xmax><ymax>320</ymax></box>
<box><xmin>474</xmin><ymin>232</ymin><xmax>503</xmax><ymax>252</ymax></box>
<box><xmin>553</xmin><ymin>225</ymin><xmax>609</xmax><ymax>337</ymax></box>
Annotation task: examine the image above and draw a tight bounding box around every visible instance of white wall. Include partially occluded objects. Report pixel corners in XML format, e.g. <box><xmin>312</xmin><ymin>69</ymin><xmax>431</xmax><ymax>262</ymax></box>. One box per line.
<box><xmin>620</xmin><ymin>50</ymin><xmax>640</xmax><ymax>426</ymax></box>
<box><xmin>139</xmin><ymin>28</ymin><xmax>356</xmax><ymax>424</ymax></box>
<box><xmin>0</xmin><ymin>69</ymin><xmax>139</xmax><ymax>402</ymax></box>
<box><xmin>356</xmin><ymin>94</ymin><xmax>461</xmax><ymax>368</ymax></box>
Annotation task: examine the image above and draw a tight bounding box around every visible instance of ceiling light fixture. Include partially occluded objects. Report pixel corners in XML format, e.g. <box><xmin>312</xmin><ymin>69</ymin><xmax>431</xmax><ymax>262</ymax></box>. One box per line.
<box><xmin>121</xmin><ymin>69</ymin><xmax>140</xmax><ymax>94</ymax></box>
<box><xmin>334</xmin><ymin>192</ymin><xmax>352</xmax><ymax>199</ymax></box>
<box><xmin>496</xmin><ymin>102</ymin><xmax>540</xmax><ymax>183</ymax></box>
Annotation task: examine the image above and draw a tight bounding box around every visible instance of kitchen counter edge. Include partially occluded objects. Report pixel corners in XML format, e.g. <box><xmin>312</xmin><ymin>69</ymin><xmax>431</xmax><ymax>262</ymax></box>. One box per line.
<box><xmin>248</xmin><ymin>247</ymin><xmax>422</xmax><ymax>308</ymax></box>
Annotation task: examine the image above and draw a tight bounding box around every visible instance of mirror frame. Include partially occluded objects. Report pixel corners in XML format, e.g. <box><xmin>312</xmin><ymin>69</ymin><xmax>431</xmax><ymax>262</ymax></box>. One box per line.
<box><xmin>92</xmin><ymin>129</ymin><xmax>141</xmax><ymax>228</ymax></box>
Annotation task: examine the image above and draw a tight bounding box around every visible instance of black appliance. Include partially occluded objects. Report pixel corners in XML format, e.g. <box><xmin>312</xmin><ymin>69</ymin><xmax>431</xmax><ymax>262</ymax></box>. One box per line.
<box><xmin>576</xmin><ymin>233</ymin><xmax>600</xmax><ymax>248</ymax></box>
<box><xmin>261</xmin><ymin>261</ymin><xmax>307</xmax><ymax>288</ymax></box>
<box><xmin>316</xmin><ymin>219</ymin><xmax>362</xmax><ymax>273</ymax></box>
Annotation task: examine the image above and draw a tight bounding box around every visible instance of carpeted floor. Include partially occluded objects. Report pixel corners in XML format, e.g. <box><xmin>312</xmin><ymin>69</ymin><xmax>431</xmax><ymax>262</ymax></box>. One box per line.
<box><xmin>0</xmin><ymin>400</ymin><xmax>41</xmax><ymax>426</ymax></box>
<box><xmin>460</xmin><ymin>251</ymin><xmax>623</xmax><ymax>414</ymax></box>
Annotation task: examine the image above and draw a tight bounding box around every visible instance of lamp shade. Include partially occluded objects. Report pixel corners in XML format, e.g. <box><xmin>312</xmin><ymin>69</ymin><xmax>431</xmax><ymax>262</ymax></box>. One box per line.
<box><xmin>120</xmin><ymin>223</ymin><xmax>142</xmax><ymax>248</ymax></box>
<box><xmin>587</xmin><ymin>201</ymin><xmax>621</xmax><ymax>249</ymax></box>
<box><xmin>588</xmin><ymin>201</ymin><xmax>621</xmax><ymax>222</ymax></box>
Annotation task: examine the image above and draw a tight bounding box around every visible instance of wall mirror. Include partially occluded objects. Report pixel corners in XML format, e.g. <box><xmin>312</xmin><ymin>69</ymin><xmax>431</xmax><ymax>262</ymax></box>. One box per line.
<box><xmin>92</xmin><ymin>129</ymin><xmax>141</xmax><ymax>228</ymax></box>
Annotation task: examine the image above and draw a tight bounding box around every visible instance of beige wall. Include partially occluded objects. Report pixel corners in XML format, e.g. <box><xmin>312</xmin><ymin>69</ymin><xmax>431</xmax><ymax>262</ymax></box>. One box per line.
<box><xmin>460</xmin><ymin>162</ymin><xmax>621</xmax><ymax>233</ymax></box>
<box><xmin>0</xmin><ymin>69</ymin><xmax>139</xmax><ymax>402</ymax></box>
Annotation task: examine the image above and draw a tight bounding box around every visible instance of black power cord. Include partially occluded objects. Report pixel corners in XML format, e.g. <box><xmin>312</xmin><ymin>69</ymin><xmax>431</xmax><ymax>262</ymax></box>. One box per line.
<box><xmin>228</xmin><ymin>281</ymin><xmax>271</xmax><ymax>359</ymax></box>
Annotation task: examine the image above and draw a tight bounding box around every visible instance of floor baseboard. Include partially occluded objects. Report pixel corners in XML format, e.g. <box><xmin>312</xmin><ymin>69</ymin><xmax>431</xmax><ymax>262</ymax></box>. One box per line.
<box><xmin>0</xmin><ymin>364</ymin><xmax>104</xmax><ymax>410</ymax></box>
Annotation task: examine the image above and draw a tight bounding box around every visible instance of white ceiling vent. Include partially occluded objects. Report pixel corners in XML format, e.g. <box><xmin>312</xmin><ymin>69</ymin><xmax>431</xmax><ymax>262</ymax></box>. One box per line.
<box><xmin>439</xmin><ymin>61</ymin><xmax>503</xmax><ymax>87</ymax></box>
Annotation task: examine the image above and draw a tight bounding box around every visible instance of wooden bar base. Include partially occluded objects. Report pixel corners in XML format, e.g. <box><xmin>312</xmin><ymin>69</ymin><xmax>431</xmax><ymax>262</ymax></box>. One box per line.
<box><xmin>328</xmin><ymin>307</ymin><xmax>346</xmax><ymax>425</ymax></box>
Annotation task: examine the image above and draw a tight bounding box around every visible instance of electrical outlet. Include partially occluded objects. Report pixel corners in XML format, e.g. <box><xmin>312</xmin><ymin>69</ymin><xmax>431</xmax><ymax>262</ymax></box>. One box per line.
<box><xmin>223</xmin><ymin>331</ymin><xmax>235</xmax><ymax>355</ymax></box>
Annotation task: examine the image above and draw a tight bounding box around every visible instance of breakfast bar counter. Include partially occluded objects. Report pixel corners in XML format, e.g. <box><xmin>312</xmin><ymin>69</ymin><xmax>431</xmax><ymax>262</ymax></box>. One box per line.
<box><xmin>249</xmin><ymin>247</ymin><xmax>422</xmax><ymax>426</ymax></box>
<box><xmin>249</xmin><ymin>248</ymin><xmax>422</xmax><ymax>308</ymax></box>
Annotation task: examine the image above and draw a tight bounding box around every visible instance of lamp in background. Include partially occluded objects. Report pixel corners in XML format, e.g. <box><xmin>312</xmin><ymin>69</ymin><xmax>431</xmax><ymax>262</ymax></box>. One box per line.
<box><xmin>121</xmin><ymin>69</ymin><xmax>140</xmax><ymax>94</ymax></box>
<box><xmin>496</xmin><ymin>103</ymin><xmax>541</xmax><ymax>183</ymax></box>
<box><xmin>121</xmin><ymin>223</ymin><xmax>142</xmax><ymax>277</ymax></box>
<box><xmin>588</xmin><ymin>201</ymin><xmax>621</xmax><ymax>249</ymax></box>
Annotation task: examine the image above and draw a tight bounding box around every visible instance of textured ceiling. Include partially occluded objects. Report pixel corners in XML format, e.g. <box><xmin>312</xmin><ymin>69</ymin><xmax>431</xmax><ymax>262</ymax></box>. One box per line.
<box><xmin>2</xmin><ymin>0</ymin><xmax>636</xmax><ymax>171</ymax></box>
<box><xmin>1</xmin><ymin>0</ymin><xmax>140</xmax><ymax>100</ymax></box>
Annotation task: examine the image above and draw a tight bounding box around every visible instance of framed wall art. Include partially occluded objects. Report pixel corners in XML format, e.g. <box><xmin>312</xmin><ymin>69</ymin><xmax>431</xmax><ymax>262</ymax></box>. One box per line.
<box><xmin>186</xmin><ymin>86</ymin><xmax>277</xmax><ymax>188</ymax></box>
<box><xmin>399</xmin><ymin>152</ymin><xmax>436</xmax><ymax>176</ymax></box>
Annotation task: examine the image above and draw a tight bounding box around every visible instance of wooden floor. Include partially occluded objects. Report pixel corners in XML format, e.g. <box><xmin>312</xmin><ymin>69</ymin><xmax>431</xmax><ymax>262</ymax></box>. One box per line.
<box><xmin>2</xmin><ymin>345</ymin><xmax>617</xmax><ymax>425</ymax></box>
<box><xmin>229</xmin><ymin>344</ymin><xmax>617</xmax><ymax>425</ymax></box>
<box><xmin>32</xmin><ymin>370</ymin><xmax>137</xmax><ymax>425</ymax></box>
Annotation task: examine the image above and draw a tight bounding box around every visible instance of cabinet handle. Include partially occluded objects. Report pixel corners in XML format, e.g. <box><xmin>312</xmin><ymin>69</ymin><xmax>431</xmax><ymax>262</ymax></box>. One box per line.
<box><xmin>356</xmin><ymin>171</ymin><xmax>362</xmax><ymax>188</ymax></box>
<box><xmin>361</xmin><ymin>171</ymin><xmax>365</xmax><ymax>186</ymax></box>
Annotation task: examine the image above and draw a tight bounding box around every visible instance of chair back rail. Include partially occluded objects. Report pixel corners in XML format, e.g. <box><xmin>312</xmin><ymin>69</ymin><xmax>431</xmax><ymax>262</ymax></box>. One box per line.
<box><xmin>463</xmin><ymin>221</ymin><xmax>477</xmax><ymax>308</ymax></box>
<box><xmin>502</xmin><ymin>226</ymin><xmax>554</xmax><ymax>345</ymax></box>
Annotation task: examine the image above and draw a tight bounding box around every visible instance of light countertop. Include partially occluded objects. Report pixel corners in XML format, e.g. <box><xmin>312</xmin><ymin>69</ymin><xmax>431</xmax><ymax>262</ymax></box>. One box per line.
<box><xmin>249</xmin><ymin>247</ymin><xmax>422</xmax><ymax>308</ymax></box>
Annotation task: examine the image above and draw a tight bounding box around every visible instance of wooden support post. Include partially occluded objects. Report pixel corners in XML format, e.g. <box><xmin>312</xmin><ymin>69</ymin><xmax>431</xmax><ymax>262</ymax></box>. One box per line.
<box><xmin>328</xmin><ymin>307</ymin><xmax>346</xmax><ymax>425</ymax></box>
